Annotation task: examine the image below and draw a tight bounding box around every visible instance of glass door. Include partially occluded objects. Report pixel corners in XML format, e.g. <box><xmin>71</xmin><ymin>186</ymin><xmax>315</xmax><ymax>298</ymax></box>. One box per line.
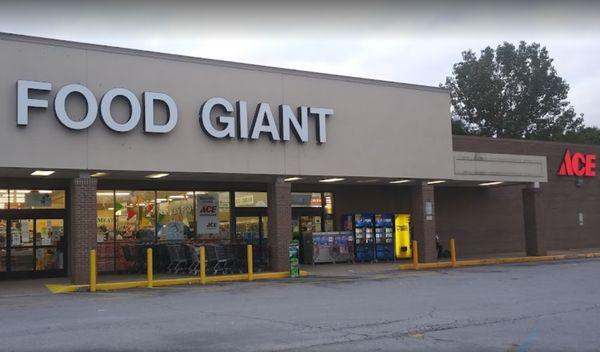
<box><xmin>294</xmin><ymin>215</ymin><xmax>322</xmax><ymax>264</ymax></box>
<box><xmin>35</xmin><ymin>219</ymin><xmax>65</xmax><ymax>271</ymax></box>
<box><xmin>235</xmin><ymin>216</ymin><xmax>268</xmax><ymax>271</ymax></box>
<box><xmin>9</xmin><ymin>219</ymin><xmax>34</xmax><ymax>272</ymax></box>
<box><xmin>0</xmin><ymin>217</ymin><xmax>65</xmax><ymax>277</ymax></box>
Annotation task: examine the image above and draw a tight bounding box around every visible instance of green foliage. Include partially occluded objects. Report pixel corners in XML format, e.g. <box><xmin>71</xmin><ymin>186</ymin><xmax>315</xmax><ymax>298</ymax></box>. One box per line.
<box><xmin>558</xmin><ymin>127</ymin><xmax>600</xmax><ymax>145</ymax></box>
<box><xmin>445</xmin><ymin>41</ymin><xmax>584</xmax><ymax>141</ymax></box>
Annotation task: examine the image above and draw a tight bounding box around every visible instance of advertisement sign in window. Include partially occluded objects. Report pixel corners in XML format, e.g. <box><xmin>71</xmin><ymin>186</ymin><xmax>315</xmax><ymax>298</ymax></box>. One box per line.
<box><xmin>196</xmin><ymin>193</ymin><xmax>220</xmax><ymax>236</ymax></box>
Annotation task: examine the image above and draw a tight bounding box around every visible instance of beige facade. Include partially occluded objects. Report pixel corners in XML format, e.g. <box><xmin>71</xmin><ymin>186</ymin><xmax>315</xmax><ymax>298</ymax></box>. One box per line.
<box><xmin>0</xmin><ymin>33</ymin><xmax>454</xmax><ymax>180</ymax></box>
<box><xmin>452</xmin><ymin>151</ymin><xmax>548</xmax><ymax>183</ymax></box>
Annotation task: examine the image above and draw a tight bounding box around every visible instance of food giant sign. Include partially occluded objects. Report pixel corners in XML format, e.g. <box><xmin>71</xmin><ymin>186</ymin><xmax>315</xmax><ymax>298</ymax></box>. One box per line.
<box><xmin>557</xmin><ymin>150</ymin><xmax>596</xmax><ymax>177</ymax></box>
<box><xmin>16</xmin><ymin>80</ymin><xmax>334</xmax><ymax>144</ymax></box>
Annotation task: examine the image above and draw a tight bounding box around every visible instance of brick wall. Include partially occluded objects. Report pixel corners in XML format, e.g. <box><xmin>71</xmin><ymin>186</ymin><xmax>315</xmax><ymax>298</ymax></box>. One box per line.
<box><xmin>267</xmin><ymin>178</ymin><xmax>292</xmax><ymax>272</ymax></box>
<box><xmin>411</xmin><ymin>182</ymin><xmax>437</xmax><ymax>262</ymax></box>
<box><xmin>69</xmin><ymin>177</ymin><xmax>97</xmax><ymax>284</ymax></box>
<box><xmin>443</xmin><ymin>136</ymin><xmax>600</xmax><ymax>255</ymax></box>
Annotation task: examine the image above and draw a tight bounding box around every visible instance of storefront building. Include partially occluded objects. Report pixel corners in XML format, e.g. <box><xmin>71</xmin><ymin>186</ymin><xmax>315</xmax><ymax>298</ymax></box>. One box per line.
<box><xmin>0</xmin><ymin>33</ymin><xmax>596</xmax><ymax>283</ymax></box>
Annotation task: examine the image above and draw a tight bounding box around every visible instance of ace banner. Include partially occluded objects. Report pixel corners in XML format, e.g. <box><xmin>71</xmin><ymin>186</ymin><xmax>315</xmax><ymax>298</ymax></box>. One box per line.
<box><xmin>195</xmin><ymin>193</ymin><xmax>220</xmax><ymax>237</ymax></box>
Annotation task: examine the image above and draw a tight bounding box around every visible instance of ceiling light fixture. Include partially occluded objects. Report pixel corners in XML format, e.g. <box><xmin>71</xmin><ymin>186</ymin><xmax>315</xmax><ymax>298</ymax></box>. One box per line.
<box><xmin>31</xmin><ymin>170</ymin><xmax>55</xmax><ymax>176</ymax></box>
<box><xmin>284</xmin><ymin>177</ymin><xmax>303</xmax><ymax>182</ymax></box>
<box><xmin>427</xmin><ymin>180</ymin><xmax>446</xmax><ymax>185</ymax></box>
<box><xmin>319</xmin><ymin>178</ymin><xmax>345</xmax><ymax>183</ymax></box>
<box><xmin>389</xmin><ymin>180</ymin><xmax>411</xmax><ymax>184</ymax></box>
<box><xmin>479</xmin><ymin>181</ymin><xmax>504</xmax><ymax>186</ymax></box>
<box><xmin>91</xmin><ymin>172</ymin><xmax>108</xmax><ymax>178</ymax></box>
<box><xmin>146</xmin><ymin>173</ymin><xmax>169</xmax><ymax>179</ymax></box>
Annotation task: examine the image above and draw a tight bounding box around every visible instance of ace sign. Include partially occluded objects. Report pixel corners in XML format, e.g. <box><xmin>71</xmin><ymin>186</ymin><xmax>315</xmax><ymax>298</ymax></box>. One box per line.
<box><xmin>557</xmin><ymin>150</ymin><xmax>597</xmax><ymax>177</ymax></box>
<box><xmin>196</xmin><ymin>194</ymin><xmax>220</xmax><ymax>237</ymax></box>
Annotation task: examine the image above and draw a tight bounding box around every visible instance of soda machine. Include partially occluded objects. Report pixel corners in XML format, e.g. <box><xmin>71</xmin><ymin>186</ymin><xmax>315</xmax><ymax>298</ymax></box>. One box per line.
<box><xmin>394</xmin><ymin>214</ymin><xmax>412</xmax><ymax>259</ymax></box>
<box><xmin>349</xmin><ymin>213</ymin><xmax>374</xmax><ymax>262</ymax></box>
<box><xmin>375</xmin><ymin>213</ymin><xmax>395</xmax><ymax>261</ymax></box>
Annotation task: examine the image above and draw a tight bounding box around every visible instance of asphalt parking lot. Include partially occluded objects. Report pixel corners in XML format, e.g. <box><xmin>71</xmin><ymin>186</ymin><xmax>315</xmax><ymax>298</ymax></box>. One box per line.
<box><xmin>1</xmin><ymin>259</ymin><xmax>599</xmax><ymax>352</ymax></box>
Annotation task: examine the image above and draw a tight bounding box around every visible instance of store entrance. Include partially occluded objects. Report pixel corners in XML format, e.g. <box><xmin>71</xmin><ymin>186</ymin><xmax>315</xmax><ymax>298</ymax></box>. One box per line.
<box><xmin>292</xmin><ymin>212</ymin><xmax>323</xmax><ymax>264</ymax></box>
<box><xmin>235</xmin><ymin>214</ymin><xmax>268</xmax><ymax>271</ymax></box>
<box><xmin>0</xmin><ymin>215</ymin><xmax>66</xmax><ymax>279</ymax></box>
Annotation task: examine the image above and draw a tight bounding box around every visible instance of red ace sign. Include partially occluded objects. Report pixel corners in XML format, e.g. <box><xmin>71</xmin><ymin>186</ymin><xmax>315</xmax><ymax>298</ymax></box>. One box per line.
<box><xmin>557</xmin><ymin>150</ymin><xmax>596</xmax><ymax>177</ymax></box>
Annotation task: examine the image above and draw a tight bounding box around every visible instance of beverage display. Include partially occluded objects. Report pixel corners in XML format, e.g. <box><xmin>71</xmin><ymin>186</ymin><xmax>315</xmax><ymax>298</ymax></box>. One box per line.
<box><xmin>375</xmin><ymin>213</ymin><xmax>395</xmax><ymax>261</ymax></box>
<box><xmin>354</xmin><ymin>213</ymin><xmax>375</xmax><ymax>262</ymax></box>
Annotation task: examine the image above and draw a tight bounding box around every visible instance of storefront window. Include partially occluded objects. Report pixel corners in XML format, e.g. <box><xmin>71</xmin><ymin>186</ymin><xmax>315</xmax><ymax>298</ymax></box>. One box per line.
<box><xmin>97</xmin><ymin>192</ymin><xmax>115</xmax><ymax>242</ymax></box>
<box><xmin>115</xmin><ymin>191</ymin><xmax>156</xmax><ymax>242</ymax></box>
<box><xmin>195</xmin><ymin>191</ymin><xmax>230</xmax><ymax>240</ymax></box>
<box><xmin>324</xmin><ymin>192</ymin><xmax>334</xmax><ymax>215</ymax></box>
<box><xmin>235</xmin><ymin>192</ymin><xmax>267</xmax><ymax>207</ymax></box>
<box><xmin>324</xmin><ymin>192</ymin><xmax>334</xmax><ymax>231</ymax></box>
<box><xmin>157</xmin><ymin>191</ymin><xmax>194</xmax><ymax>241</ymax></box>
<box><xmin>8</xmin><ymin>190</ymin><xmax>65</xmax><ymax>209</ymax></box>
<box><xmin>0</xmin><ymin>189</ymin><xmax>7</xmax><ymax>209</ymax></box>
<box><xmin>114</xmin><ymin>191</ymin><xmax>155</xmax><ymax>272</ymax></box>
<box><xmin>96</xmin><ymin>191</ymin><xmax>115</xmax><ymax>273</ymax></box>
<box><xmin>291</xmin><ymin>192</ymin><xmax>322</xmax><ymax>207</ymax></box>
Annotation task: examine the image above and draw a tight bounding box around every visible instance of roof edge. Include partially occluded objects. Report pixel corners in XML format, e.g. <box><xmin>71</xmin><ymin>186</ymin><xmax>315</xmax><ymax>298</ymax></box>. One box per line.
<box><xmin>0</xmin><ymin>32</ymin><xmax>449</xmax><ymax>94</ymax></box>
<box><xmin>452</xmin><ymin>134</ymin><xmax>600</xmax><ymax>149</ymax></box>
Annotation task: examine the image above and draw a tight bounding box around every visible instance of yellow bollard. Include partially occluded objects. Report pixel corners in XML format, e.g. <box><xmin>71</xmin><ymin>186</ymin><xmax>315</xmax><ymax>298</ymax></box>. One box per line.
<box><xmin>199</xmin><ymin>246</ymin><xmax>206</xmax><ymax>285</ymax></box>
<box><xmin>90</xmin><ymin>249</ymin><xmax>97</xmax><ymax>292</ymax></box>
<box><xmin>412</xmin><ymin>240</ymin><xmax>419</xmax><ymax>270</ymax></box>
<box><xmin>247</xmin><ymin>244</ymin><xmax>254</xmax><ymax>281</ymax></box>
<box><xmin>450</xmin><ymin>238</ymin><xmax>457</xmax><ymax>267</ymax></box>
<box><xmin>147</xmin><ymin>247</ymin><xmax>153</xmax><ymax>288</ymax></box>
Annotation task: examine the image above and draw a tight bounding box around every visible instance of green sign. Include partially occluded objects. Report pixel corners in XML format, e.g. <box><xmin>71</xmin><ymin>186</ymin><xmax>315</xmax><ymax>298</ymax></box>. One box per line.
<box><xmin>289</xmin><ymin>240</ymin><xmax>300</xmax><ymax>278</ymax></box>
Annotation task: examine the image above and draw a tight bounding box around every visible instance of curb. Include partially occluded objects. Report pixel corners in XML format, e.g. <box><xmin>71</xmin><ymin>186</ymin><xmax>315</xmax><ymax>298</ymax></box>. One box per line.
<box><xmin>398</xmin><ymin>252</ymin><xmax>600</xmax><ymax>270</ymax></box>
<box><xmin>46</xmin><ymin>270</ymin><xmax>309</xmax><ymax>294</ymax></box>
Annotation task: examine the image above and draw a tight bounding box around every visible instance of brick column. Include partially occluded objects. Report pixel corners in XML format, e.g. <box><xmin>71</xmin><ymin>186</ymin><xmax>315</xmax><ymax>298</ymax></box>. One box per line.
<box><xmin>267</xmin><ymin>177</ymin><xmax>292</xmax><ymax>272</ymax></box>
<box><xmin>69</xmin><ymin>176</ymin><xmax>97</xmax><ymax>284</ymax></box>
<box><xmin>411</xmin><ymin>181</ymin><xmax>437</xmax><ymax>263</ymax></box>
<box><xmin>522</xmin><ymin>184</ymin><xmax>547</xmax><ymax>256</ymax></box>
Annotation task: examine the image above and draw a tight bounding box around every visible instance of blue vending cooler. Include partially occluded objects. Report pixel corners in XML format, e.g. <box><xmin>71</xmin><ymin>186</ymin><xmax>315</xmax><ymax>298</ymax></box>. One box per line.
<box><xmin>354</xmin><ymin>213</ymin><xmax>375</xmax><ymax>262</ymax></box>
<box><xmin>375</xmin><ymin>213</ymin><xmax>395</xmax><ymax>261</ymax></box>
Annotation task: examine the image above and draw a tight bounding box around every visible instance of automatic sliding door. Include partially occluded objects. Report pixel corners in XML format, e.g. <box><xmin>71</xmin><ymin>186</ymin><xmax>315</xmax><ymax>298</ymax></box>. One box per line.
<box><xmin>0</xmin><ymin>217</ymin><xmax>65</xmax><ymax>276</ymax></box>
<box><xmin>35</xmin><ymin>219</ymin><xmax>65</xmax><ymax>270</ymax></box>
<box><xmin>9</xmin><ymin>219</ymin><xmax>34</xmax><ymax>272</ymax></box>
<box><xmin>236</xmin><ymin>216</ymin><xmax>268</xmax><ymax>271</ymax></box>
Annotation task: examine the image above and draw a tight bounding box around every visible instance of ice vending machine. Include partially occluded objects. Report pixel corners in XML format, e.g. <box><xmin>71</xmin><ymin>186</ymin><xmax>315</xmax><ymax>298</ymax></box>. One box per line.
<box><xmin>375</xmin><ymin>213</ymin><xmax>395</xmax><ymax>261</ymax></box>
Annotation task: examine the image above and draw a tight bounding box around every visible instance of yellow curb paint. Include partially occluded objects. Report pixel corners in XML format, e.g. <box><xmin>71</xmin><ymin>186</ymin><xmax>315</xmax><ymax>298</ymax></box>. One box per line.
<box><xmin>398</xmin><ymin>252</ymin><xmax>600</xmax><ymax>270</ymax></box>
<box><xmin>46</xmin><ymin>270</ymin><xmax>310</xmax><ymax>294</ymax></box>
<box><xmin>45</xmin><ymin>284</ymin><xmax>86</xmax><ymax>294</ymax></box>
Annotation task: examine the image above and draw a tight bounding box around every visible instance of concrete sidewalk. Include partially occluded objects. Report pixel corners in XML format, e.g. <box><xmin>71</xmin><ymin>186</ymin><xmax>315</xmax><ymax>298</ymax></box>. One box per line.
<box><xmin>304</xmin><ymin>247</ymin><xmax>600</xmax><ymax>277</ymax></box>
<box><xmin>2</xmin><ymin>247</ymin><xmax>600</xmax><ymax>296</ymax></box>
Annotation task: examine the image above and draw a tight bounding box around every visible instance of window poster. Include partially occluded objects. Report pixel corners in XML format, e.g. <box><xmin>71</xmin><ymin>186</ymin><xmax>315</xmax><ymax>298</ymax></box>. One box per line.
<box><xmin>196</xmin><ymin>193</ymin><xmax>220</xmax><ymax>237</ymax></box>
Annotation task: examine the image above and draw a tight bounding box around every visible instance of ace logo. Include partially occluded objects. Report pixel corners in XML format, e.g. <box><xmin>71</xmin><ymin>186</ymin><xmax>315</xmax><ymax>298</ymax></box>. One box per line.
<box><xmin>557</xmin><ymin>150</ymin><xmax>596</xmax><ymax>177</ymax></box>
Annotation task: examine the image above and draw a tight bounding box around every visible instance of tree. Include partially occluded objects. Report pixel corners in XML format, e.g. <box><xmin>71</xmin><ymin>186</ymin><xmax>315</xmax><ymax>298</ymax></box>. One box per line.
<box><xmin>559</xmin><ymin>126</ymin><xmax>600</xmax><ymax>145</ymax></box>
<box><xmin>445</xmin><ymin>41</ymin><xmax>583</xmax><ymax>140</ymax></box>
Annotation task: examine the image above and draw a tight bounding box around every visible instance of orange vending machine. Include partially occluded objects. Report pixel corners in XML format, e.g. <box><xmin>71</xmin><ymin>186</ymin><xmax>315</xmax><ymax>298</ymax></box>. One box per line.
<box><xmin>394</xmin><ymin>214</ymin><xmax>412</xmax><ymax>259</ymax></box>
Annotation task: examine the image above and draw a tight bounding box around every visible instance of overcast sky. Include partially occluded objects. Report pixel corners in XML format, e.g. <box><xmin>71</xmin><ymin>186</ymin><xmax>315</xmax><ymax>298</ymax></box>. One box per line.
<box><xmin>1</xmin><ymin>1</ymin><xmax>599</xmax><ymax>126</ymax></box>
